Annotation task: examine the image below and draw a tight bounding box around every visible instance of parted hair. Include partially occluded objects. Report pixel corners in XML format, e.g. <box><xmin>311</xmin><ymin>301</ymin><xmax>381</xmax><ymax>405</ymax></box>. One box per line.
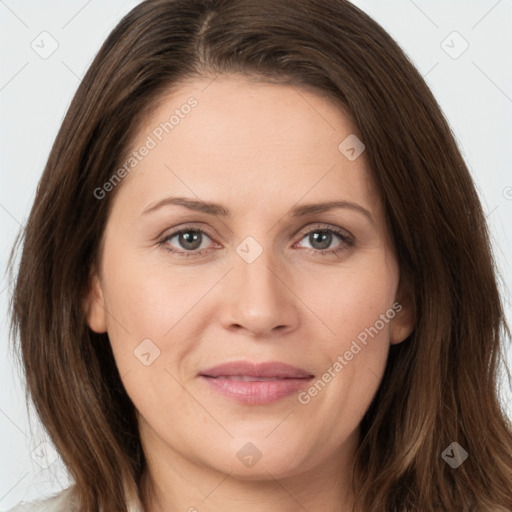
<box><xmin>9</xmin><ymin>0</ymin><xmax>512</xmax><ymax>510</ymax></box>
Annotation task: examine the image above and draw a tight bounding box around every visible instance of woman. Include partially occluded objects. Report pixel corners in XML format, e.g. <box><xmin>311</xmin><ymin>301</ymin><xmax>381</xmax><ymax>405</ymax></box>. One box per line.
<box><xmin>8</xmin><ymin>0</ymin><xmax>512</xmax><ymax>510</ymax></box>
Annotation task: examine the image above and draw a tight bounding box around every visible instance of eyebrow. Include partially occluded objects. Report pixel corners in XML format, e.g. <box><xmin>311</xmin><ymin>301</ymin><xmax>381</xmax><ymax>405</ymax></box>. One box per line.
<box><xmin>141</xmin><ymin>196</ymin><xmax>374</xmax><ymax>224</ymax></box>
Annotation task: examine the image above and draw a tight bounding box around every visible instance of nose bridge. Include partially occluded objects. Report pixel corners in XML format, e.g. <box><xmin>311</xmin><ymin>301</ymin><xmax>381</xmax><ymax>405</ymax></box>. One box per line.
<box><xmin>222</xmin><ymin>233</ymin><xmax>298</xmax><ymax>335</ymax></box>
<box><xmin>240</xmin><ymin>243</ymin><xmax>278</xmax><ymax>289</ymax></box>
<box><xmin>236</xmin><ymin>234</ymin><xmax>284</xmax><ymax>303</ymax></box>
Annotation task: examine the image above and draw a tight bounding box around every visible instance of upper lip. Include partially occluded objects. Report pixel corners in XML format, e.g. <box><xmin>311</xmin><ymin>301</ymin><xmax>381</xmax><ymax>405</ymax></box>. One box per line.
<box><xmin>200</xmin><ymin>361</ymin><xmax>314</xmax><ymax>379</ymax></box>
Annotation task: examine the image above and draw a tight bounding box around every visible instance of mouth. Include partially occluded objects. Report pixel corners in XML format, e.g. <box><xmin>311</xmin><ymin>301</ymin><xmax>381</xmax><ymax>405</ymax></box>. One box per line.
<box><xmin>199</xmin><ymin>360</ymin><xmax>314</xmax><ymax>379</ymax></box>
<box><xmin>199</xmin><ymin>361</ymin><xmax>314</xmax><ymax>405</ymax></box>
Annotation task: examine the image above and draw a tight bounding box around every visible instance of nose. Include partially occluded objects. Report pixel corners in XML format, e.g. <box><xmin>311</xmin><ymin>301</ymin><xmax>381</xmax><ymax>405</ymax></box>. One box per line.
<box><xmin>219</xmin><ymin>246</ymin><xmax>300</xmax><ymax>338</ymax></box>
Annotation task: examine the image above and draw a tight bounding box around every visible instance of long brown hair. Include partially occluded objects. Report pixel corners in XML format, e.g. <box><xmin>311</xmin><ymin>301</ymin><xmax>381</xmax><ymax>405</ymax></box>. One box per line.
<box><xmin>9</xmin><ymin>0</ymin><xmax>512</xmax><ymax>510</ymax></box>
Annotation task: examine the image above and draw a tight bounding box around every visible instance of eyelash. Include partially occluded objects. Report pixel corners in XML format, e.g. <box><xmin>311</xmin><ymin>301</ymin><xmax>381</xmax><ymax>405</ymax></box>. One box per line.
<box><xmin>157</xmin><ymin>223</ymin><xmax>355</xmax><ymax>258</ymax></box>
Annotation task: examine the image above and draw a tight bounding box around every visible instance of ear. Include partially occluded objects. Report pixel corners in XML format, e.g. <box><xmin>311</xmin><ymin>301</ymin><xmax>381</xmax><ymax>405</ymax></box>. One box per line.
<box><xmin>389</xmin><ymin>275</ymin><xmax>415</xmax><ymax>345</ymax></box>
<box><xmin>83</xmin><ymin>268</ymin><xmax>108</xmax><ymax>333</ymax></box>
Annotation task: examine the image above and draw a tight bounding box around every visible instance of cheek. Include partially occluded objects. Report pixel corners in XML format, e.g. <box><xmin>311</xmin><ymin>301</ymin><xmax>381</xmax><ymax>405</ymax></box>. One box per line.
<box><xmin>100</xmin><ymin>249</ymin><xmax>222</xmax><ymax>385</ymax></box>
<box><xmin>307</xmin><ymin>254</ymin><xmax>398</xmax><ymax>347</ymax></box>
<box><xmin>297</xmin><ymin>252</ymin><xmax>398</xmax><ymax>410</ymax></box>
<box><xmin>99</xmin><ymin>253</ymin><xmax>181</xmax><ymax>367</ymax></box>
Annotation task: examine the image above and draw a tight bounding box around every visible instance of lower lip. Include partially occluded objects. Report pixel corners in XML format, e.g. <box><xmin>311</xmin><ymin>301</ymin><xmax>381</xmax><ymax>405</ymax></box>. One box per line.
<box><xmin>200</xmin><ymin>376</ymin><xmax>314</xmax><ymax>405</ymax></box>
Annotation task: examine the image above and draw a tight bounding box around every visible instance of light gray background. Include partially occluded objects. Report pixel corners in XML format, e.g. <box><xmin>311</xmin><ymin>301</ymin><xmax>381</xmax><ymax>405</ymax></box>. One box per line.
<box><xmin>1</xmin><ymin>0</ymin><xmax>511</xmax><ymax>509</ymax></box>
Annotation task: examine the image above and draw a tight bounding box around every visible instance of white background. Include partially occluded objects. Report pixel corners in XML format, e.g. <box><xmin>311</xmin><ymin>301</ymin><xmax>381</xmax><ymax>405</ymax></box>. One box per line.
<box><xmin>1</xmin><ymin>0</ymin><xmax>511</xmax><ymax>509</ymax></box>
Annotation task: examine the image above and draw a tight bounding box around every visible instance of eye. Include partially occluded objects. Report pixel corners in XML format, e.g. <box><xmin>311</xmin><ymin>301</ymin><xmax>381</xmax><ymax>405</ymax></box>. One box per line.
<box><xmin>294</xmin><ymin>225</ymin><xmax>354</xmax><ymax>256</ymax></box>
<box><xmin>159</xmin><ymin>225</ymin><xmax>215</xmax><ymax>257</ymax></box>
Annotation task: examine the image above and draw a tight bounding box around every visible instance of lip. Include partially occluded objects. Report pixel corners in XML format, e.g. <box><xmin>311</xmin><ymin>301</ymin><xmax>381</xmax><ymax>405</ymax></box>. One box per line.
<box><xmin>199</xmin><ymin>361</ymin><xmax>314</xmax><ymax>405</ymax></box>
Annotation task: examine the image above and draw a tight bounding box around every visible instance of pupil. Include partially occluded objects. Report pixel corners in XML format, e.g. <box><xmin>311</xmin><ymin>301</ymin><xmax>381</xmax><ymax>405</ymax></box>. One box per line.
<box><xmin>180</xmin><ymin>231</ymin><xmax>202</xmax><ymax>250</ymax></box>
<box><xmin>311</xmin><ymin>231</ymin><xmax>331</xmax><ymax>250</ymax></box>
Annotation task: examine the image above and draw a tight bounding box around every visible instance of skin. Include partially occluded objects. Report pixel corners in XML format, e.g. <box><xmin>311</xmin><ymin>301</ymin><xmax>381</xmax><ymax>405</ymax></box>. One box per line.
<box><xmin>85</xmin><ymin>74</ymin><xmax>414</xmax><ymax>512</ymax></box>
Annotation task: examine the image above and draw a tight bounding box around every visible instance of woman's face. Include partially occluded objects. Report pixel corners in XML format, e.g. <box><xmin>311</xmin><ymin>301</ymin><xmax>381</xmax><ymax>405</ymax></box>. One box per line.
<box><xmin>86</xmin><ymin>75</ymin><xmax>413</xmax><ymax>483</ymax></box>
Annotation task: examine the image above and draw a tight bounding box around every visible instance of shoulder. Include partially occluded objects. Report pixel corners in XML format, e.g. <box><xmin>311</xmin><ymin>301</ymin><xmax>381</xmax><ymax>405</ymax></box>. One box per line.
<box><xmin>5</xmin><ymin>486</ymin><xmax>76</xmax><ymax>512</ymax></box>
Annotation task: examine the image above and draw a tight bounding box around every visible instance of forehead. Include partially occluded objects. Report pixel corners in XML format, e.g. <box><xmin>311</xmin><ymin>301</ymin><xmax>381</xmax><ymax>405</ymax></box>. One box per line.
<box><xmin>114</xmin><ymin>75</ymin><xmax>381</xmax><ymax>220</ymax></box>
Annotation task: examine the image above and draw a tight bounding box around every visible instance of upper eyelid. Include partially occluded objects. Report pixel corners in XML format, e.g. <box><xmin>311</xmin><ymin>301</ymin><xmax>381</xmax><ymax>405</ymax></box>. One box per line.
<box><xmin>297</xmin><ymin>223</ymin><xmax>352</xmax><ymax>237</ymax></box>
